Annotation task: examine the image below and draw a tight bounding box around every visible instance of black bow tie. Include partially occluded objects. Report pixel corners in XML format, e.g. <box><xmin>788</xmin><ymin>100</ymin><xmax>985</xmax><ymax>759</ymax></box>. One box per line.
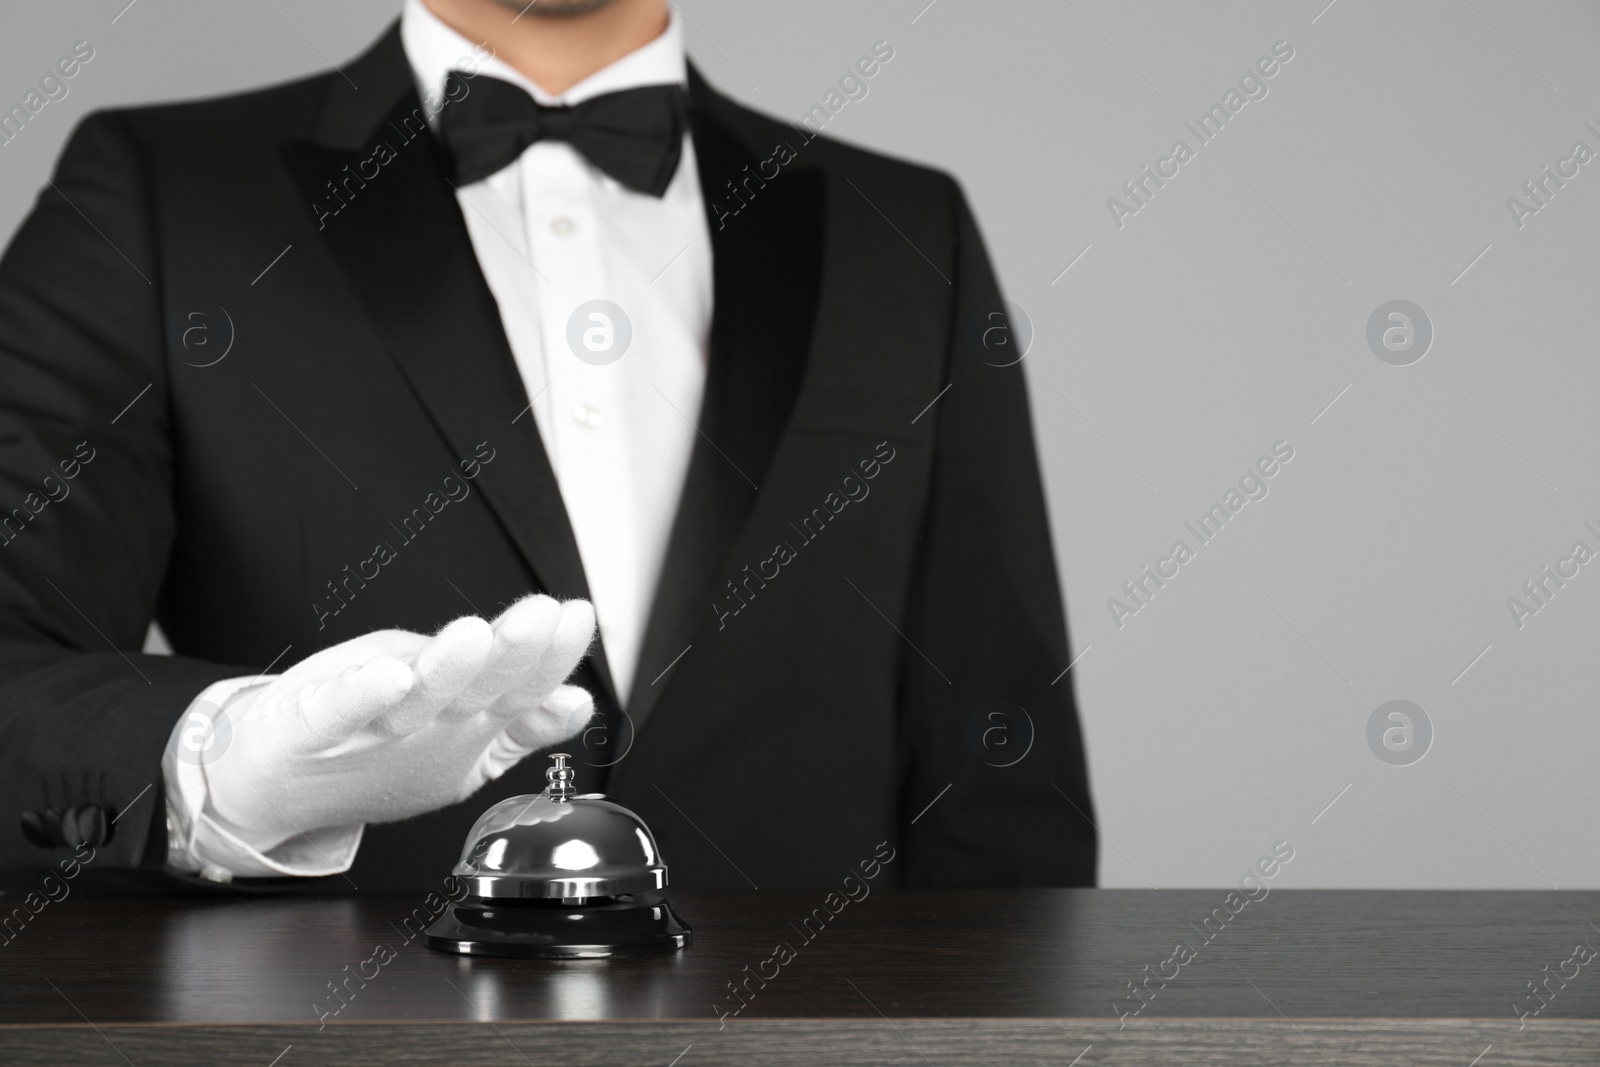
<box><xmin>437</xmin><ymin>73</ymin><xmax>688</xmax><ymax>197</ymax></box>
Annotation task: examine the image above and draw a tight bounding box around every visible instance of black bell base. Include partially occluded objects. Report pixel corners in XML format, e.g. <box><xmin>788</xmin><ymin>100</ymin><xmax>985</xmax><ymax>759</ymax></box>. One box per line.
<box><xmin>424</xmin><ymin>894</ymin><xmax>691</xmax><ymax>959</ymax></box>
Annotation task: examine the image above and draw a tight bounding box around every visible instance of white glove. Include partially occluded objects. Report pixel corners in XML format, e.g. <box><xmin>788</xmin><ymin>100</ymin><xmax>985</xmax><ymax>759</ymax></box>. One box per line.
<box><xmin>202</xmin><ymin>594</ymin><xmax>597</xmax><ymax>836</ymax></box>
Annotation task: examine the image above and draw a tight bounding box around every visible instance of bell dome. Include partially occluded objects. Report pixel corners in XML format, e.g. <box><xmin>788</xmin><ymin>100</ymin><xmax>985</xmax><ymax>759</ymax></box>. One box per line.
<box><xmin>453</xmin><ymin>788</ymin><xmax>669</xmax><ymax>900</ymax></box>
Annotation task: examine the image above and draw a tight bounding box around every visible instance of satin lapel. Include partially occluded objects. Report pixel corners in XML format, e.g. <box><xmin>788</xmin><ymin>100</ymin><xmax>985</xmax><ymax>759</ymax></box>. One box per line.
<box><xmin>624</xmin><ymin>67</ymin><xmax>827</xmax><ymax>729</ymax></box>
<box><xmin>280</xmin><ymin>24</ymin><xmax>619</xmax><ymax>704</ymax></box>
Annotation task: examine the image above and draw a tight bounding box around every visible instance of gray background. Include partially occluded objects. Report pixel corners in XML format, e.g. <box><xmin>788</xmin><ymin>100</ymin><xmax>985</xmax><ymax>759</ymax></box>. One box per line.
<box><xmin>3</xmin><ymin>0</ymin><xmax>1595</xmax><ymax>889</ymax></box>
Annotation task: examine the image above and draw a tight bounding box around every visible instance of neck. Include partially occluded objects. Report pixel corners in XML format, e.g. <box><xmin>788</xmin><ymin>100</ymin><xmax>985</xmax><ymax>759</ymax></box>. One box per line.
<box><xmin>420</xmin><ymin>0</ymin><xmax>669</xmax><ymax>96</ymax></box>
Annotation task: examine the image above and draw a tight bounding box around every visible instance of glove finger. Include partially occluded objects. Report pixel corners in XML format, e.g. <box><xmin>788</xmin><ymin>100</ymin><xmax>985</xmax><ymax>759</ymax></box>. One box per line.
<box><xmin>372</xmin><ymin>615</ymin><xmax>494</xmax><ymax>737</ymax></box>
<box><xmin>507</xmin><ymin>683</ymin><xmax>595</xmax><ymax>751</ymax></box>
<box><xmin>543</xmin><ymin>599</ymin><xmax>598</xmax><ymax>688</ymax></box>
<box><xmin>474</xmin><ymin>685</ymin><xmax>596</xmax><ymax>787</ymax></box>
<box><xmin>484</xmin><ymin>599</ymin><xmax>596</xmax><ymax>728</ymax></box>
<box><xmin>294</xmin><ymin>656</ymin><xmax>415</xmax><ymax>747</ymax></box>
<box><xmin>442</xmin><ymin>594</ymin><xmax>561</xmax><ymax>720</ymax></box>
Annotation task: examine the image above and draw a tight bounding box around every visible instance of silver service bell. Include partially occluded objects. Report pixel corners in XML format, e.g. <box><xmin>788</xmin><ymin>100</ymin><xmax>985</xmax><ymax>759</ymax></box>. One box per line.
<box><xmin>423</xmin><ymin>753</ymin><xmax>691</xmax><ymax>958</ymax></box>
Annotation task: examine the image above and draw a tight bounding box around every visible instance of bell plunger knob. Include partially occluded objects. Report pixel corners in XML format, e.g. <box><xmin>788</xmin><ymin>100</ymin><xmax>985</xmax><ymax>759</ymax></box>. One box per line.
<box><xmin>545</xmin><ymin>752</ymin><xmax>576</xmax><ymax>800</ymax></box>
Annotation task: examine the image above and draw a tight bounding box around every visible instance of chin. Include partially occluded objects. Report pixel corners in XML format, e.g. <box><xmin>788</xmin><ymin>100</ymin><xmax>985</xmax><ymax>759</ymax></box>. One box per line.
<box><xmin>490</xmin><ymin>0</ymin><xmax>623</xmax><ymax>16</ymax></box>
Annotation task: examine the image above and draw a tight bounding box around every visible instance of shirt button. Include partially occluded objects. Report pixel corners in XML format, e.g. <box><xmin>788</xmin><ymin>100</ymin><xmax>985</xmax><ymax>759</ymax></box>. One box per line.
<box><xmin>572</xmin><ymin>403</ymin><xmax>602</xmax><ymax>428</ymax></box>
<box><xmin>550</xmin><ymin>215</ymin><xmax>576</xmax><ymax>236</ymax></box>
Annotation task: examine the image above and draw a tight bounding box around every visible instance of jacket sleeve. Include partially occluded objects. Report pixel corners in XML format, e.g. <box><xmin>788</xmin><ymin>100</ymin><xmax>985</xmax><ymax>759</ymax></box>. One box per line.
<box><xmin>0</xmin><ymin>112</ymin><xmax>251</xmax><ymax>880</ymax></box>
<box><xmin>896</xmin><ymin>181</ymin><xmax>1097</xmax><ymax>887</ymax></box>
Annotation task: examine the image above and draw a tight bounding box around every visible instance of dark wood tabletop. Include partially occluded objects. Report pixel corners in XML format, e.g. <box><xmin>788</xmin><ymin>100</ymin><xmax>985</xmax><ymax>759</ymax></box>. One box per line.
<box><xmin>2</xmin><ymin>888</ymin><xmax>1597</xmax><ymax>1065</ymax></box>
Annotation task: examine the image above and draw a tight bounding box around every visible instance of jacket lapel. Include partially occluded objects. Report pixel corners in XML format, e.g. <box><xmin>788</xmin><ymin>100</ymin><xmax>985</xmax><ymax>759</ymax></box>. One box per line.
<box><xmin>624</xmin><ymin>67</ymin><xmax>827</xmax><ymax>729</ymax></box>
<box><xmin>280</xmin><ymin>25</ymin><xmax>619</xmax><ymax>704</ymax></box>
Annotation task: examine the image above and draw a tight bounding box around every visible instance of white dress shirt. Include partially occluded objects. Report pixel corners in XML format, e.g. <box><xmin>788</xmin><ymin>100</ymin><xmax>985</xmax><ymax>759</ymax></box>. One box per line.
<box><xmin>162</xmin><ymin>0</ymin><xmax>712</xmax><ymax>880</ymax></box>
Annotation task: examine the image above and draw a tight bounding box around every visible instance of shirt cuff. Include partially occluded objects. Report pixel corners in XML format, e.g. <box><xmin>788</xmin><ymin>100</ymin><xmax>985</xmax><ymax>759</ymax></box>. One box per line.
<box><xmin>161</xmin><ymin>675</ymin><xmax>365</xmax><ymax>881</ymax></box>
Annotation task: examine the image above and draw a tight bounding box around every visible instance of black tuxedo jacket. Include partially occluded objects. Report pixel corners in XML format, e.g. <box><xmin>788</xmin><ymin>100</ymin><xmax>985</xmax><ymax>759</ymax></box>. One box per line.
<box><xmin>0</xmin><ymin>24</ymin><xmax>1095</xmax><ymax>891</ymax></box>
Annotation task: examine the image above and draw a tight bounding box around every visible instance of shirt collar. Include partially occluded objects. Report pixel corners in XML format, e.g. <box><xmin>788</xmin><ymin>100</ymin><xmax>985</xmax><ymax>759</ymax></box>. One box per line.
<box><xmin>400</xmin><ymin>0</ymin><xmax>686</xmax><ymax>111</ymax></box>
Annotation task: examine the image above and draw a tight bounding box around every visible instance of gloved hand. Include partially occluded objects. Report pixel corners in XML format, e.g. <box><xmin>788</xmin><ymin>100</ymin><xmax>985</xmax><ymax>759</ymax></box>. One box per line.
<box><xmin>203</xmin><ymin>594</ymin><xmax>596</xmax><ymax>836</ymax></box>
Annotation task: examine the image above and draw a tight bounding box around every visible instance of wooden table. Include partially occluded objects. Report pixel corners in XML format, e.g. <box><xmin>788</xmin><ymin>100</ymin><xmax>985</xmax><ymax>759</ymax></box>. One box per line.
<box><xmin>2</xmin><ymin>889</ymin><xmax>1597</xmax><ymax>1065</ymax></box>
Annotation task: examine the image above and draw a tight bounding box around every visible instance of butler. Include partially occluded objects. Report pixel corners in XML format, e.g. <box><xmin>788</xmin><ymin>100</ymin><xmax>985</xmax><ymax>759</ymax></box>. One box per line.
<box><xmin>0</xmin><ymin>0</ymin><xmax>1094</xmax><ymax>892</ymax></box>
